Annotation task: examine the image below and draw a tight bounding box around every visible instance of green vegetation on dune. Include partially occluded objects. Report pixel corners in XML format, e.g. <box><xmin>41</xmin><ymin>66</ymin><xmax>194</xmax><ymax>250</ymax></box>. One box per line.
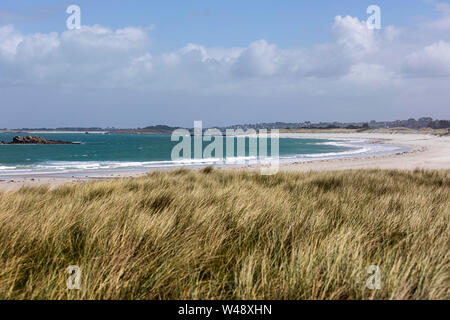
<box><xmin>0</xmin><ymin>169</ymin><xmax>448</xmax><ymax>299</ymax></box>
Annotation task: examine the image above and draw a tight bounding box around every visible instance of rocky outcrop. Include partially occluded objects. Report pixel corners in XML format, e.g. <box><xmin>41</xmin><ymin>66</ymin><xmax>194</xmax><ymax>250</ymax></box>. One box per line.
<box><xmin>0</xmin><ymin>136</ymin><xmax>77</xmax><ymax>145</ymax></box>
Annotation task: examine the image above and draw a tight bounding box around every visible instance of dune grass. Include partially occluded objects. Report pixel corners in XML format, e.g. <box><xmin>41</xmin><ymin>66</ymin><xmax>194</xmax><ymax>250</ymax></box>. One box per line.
<box><xmin>0</xmin><ymin>168</ymin><xmax>448</xmax><ymax>300</ymax></box>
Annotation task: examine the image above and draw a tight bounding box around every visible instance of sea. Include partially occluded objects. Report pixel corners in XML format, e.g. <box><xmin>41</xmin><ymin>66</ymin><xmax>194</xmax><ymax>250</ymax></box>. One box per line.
<box><xmin>0</xmin><ymin>133</ymin><xmax>407</xmax><ymax>177</ymax></box>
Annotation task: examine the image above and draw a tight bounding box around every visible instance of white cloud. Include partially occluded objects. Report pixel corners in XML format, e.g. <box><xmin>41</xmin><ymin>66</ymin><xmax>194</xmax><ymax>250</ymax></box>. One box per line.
<box><xmin>404</xmin><ymin>41</ymin><xmax>450</xmax><ymax>76</ymax></box>
<box><xmin>17</xmin><ymin>32</ymin><xmax>59</xmax><ymax>61</ymax></box>
<box><xmin>332</xmin><ymin>15</ymin><xmax>377</xmax><ymax>55</ymax></box>
<box><xmin>0</xmin><ymin>15</ymin><xmax>447</xmax><ymax>88</ymax></box>
<box><xmin>342</xmin><ymin>63</ymin><xmax>397</xmax><ymax>87</ymax></box>
<box><xmin>61</xmin><ymin>25</ymin><xmax>149</xmax><ymax>51</ymax></box>
<box><xmin>0</xmin><ymin>25</ymin><xmax>23</xmax><ymax>58</ymax></box>
<box><xmin>0</xmin><ymin>8</ymin><xmax>450</xmax><ymax>126</ymax></box>
<box><xmin>232</xmin><ymin>40</ymin><xmax>281</xmax><ymax>76</ymax></box>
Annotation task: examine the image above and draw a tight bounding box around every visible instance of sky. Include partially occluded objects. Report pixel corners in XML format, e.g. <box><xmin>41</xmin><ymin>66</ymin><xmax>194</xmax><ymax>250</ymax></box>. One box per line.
<box><xmin>0</xmin><ymin>0</ymin><xmax>449</xmax><ymax>128</ymax></box>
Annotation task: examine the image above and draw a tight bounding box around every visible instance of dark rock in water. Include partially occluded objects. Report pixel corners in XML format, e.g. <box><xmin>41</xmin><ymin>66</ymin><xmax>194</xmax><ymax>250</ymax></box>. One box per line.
<box><xmin>1</xmin><ymin>136</ymin><xmax>77</xmax><ymax>145</ymax></box>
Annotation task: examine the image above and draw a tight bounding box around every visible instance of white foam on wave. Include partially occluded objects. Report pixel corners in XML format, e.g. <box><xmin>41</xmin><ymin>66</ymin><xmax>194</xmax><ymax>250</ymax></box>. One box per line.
<box><xmin>0</xmin><ymin>156</ymin><xmax>260</xmax><ymax>175</ymax></box>
<box><xmin>294</xmin><ymin>139</ymin><xmax>406</xmax><ymax>162</ymax></box>
<box><xmin>0</xmin><ymin>166</ymin><xmax>16</xmax><ymax>170</ymax></box>
<box><xmin>302</xmin><ymin>147</ymin><xmax>371</xmax><ymax>158</ymax></box>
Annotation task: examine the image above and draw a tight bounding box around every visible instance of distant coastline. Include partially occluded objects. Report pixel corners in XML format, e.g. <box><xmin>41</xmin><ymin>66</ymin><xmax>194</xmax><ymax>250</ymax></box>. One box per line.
<box><xmin>1</xmin><ymin>117</ymin><xmax>449</xmax><ymax>135</ymax></box>
<box><xmin>1</xmin><ymin>127</ymin><xmax>448</xmax><ymax>137</ymax></box>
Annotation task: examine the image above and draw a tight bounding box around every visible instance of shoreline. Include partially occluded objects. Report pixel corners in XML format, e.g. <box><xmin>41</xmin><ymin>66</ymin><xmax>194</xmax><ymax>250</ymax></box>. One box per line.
<box><xmin>0</xmin><ymin>132</ymin><xmax>449</xmax><ymax>192</ymax></box>
<box><xmin>229</xmin><ymin>132</ymin><xmax>434</xmax><ymax>172</ymax></box>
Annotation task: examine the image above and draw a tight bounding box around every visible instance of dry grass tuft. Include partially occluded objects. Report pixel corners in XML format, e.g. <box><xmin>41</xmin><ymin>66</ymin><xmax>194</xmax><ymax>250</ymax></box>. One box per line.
<box><xmin>0</xmin><ymin>169</ymin><xmax>448</xmax><ymax>300</ymax></box>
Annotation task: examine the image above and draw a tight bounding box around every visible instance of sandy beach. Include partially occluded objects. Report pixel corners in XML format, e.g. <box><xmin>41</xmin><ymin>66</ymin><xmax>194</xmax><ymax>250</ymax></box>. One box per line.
<box><xmin>0</xmin><ymin>131</ymin><xmax>449</xmax><ymax>192</ymax></box>
<box><xmin>252</xmin><ymin>131</ymin><xmax>450</xmax><ymax>172</ymax></box>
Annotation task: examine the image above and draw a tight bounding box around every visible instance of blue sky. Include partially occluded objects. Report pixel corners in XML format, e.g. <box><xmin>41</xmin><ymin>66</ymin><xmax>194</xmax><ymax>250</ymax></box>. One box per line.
<box><xmin>0</xmin><ymin>0</ymin><xmax>439</xmax><ymax>50</ymax></box>
<box><xmin>0</xmin><ymin>1</ymin><xmax>449</xmax><ymax>128</ymax></box>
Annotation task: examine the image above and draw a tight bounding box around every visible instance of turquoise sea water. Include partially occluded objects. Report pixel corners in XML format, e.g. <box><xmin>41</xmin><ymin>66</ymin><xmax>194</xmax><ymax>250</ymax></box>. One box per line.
<box><xmin>0</xmin><ymin>133</ymin><xmax>404</xmax><ymax>175</ymax></box>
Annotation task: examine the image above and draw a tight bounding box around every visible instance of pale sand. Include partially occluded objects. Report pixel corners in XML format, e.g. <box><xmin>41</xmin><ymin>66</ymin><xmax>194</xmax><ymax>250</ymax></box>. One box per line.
<box><xmin>241</xmin><ymin>132</ymin><xmax>450</xmax><ymax>172</ymax></box>
<box><xmin>0</xmin><ymin>132</ymin><xmax>449</xmax><ymax>192</ymax></box>
<box><xmin>0</xmin><ymin>173</ymin><xmax>147</xmax><ymax>193</ymax></box>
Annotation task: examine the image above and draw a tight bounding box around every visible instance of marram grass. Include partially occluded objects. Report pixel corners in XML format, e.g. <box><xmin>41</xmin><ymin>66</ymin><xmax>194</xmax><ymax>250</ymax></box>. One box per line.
<box><xmin>0</xmin><ymin>168</ymin><xmax>448</xmax><ymax>300</ymax></box>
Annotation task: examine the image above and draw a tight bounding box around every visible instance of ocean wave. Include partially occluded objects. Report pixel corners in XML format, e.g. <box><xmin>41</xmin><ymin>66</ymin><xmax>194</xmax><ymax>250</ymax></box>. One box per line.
<box><xmin>0</xmin><ymin>139</ymin><xmax>408</xmax><ymax>175</ymax></box>
<box><xmin>302</xmin><ymin>147</ymin><xmax>371</xmax><ymax>158</ymax></box>
<box><xmin>296</xmin><ymin>139</ymin><xmax>406</xmax><ymax>161</ymax></box>
<box><xmin>0</xmin><ymin>156</ymin><xmax>261</xmax><ymax>175</ymax></box>
<box><xmin>0</xmin><ymin>166</ymin><xmax>16</xmax><ymax>170</ymax></box>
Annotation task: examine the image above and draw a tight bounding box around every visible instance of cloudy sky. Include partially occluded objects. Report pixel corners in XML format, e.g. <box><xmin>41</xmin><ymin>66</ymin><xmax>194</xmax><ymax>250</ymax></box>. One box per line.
<box><xmin>0</xmin><ymin>0</ymin><xmax>449</xmax><ymax>128</ymax></box>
